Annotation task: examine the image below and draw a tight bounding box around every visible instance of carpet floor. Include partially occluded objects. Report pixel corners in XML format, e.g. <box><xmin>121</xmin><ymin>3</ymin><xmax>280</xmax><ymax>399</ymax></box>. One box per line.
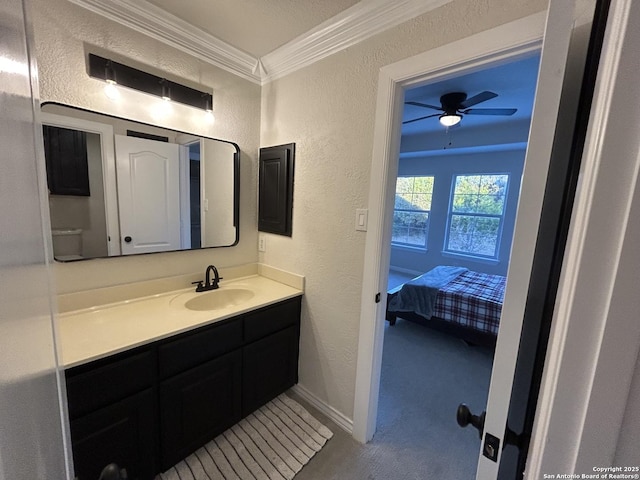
<box><xmin>291</xmin><ymin>319</ymin><xmax>494</xmax><ymax>479</ymax></box>
<box><xmin>156</xmin><ymin>394</ymin><xmax>333</xmax><ymax>480</ymax></box>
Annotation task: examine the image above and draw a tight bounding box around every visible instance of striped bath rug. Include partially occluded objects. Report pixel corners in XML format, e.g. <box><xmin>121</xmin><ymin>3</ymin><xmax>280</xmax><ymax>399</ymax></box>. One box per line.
<box><xmin>156</xmin><ymin>393</ymin><xmax>333</xmax><ymax>480</ymax></box>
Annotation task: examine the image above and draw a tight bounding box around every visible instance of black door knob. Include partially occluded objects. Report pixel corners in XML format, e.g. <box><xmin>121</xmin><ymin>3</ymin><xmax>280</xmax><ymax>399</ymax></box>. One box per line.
<box><xmin>98</xmin><ymin>463</ymin><xmax>128</xmax><ymax>479</ymax></box>
<box><xmin>124</xmin><ymin>236</ymin><xmax>132</xmax><ymax>243</ymax></box>
<box><xmin>457</xmin><ymin>403</ymin><xmax>486</xmax><ymax>439</ymax></box>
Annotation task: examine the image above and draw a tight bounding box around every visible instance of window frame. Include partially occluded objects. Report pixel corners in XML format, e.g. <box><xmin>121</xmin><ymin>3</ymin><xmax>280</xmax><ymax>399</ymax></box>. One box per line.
<box><xmin>391</xmin><ymin>175</ymin><xmax>435</xmax><ymax>251</ymax></box>
<box><xmin>443</xmin><ymin>172</ymin><xmax>510</xmax><ymax>260</ymax></box>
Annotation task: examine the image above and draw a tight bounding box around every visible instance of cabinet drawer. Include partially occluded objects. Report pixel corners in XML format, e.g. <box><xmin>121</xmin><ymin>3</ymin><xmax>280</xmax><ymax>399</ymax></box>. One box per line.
<box><xmin>244</xmin><ymin>296</ymin><xmax>301</xmax><ymax>343</ymax></box>
<box><xmin>66</xmin><ymin>349</ymin><xmax>155</xmax><ymax>420</ymax></box>
<box><xmin>158</xmin><ymin>318</ymin><xmax>242</xmax><ymax>379</ymax></box>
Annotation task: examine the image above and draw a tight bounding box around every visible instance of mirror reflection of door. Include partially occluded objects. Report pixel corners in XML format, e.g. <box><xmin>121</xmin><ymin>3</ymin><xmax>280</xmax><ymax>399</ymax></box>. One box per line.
<box><xmin>41</xmin><ymin>103</ymin><xmax>240</xmax><ymax>260</ymax></box>
<box><xmin>115</xmin><ymin>135</ymin><xmax>181</xmax><ymax>255</ymax></box>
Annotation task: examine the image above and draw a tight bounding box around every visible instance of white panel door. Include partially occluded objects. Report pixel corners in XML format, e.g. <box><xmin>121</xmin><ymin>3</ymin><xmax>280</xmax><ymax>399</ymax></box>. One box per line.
<box><xmin>115</xmin><ymin>135</ymin><xmax>181</xmax><ymax>255</ymax></box>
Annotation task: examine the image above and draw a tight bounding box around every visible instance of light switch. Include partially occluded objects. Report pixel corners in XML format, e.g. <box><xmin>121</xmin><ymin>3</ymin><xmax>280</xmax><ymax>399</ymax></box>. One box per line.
<box><xmin>355</xmin><ymin>209</ymin><xmax>368</xmax><ymax>231</ymax></box>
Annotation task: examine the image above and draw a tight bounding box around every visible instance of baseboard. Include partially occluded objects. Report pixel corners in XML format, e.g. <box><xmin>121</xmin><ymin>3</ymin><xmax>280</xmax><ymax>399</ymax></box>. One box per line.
<box><xmin>290</xmin><ymin>384</ymin><xmax>353</xmax><ymax>435</ymax></box>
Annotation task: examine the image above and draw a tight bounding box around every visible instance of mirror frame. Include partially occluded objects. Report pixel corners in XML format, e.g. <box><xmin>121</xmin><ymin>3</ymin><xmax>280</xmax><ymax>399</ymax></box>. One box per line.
<box><xmin>41</xmin><ymin>102</ymin><xmax>241</xmax><ymax>261</ymax></box>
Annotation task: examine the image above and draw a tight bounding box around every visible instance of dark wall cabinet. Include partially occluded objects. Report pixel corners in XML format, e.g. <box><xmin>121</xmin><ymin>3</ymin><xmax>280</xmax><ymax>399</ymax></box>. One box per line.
<box><xmin>65</xmin><ymin>296</ymin><xmax>301</xmax><ymax>480</ymax></box>
<box><xmin>258</xmin><ymin>143</ymin><xmax>295</xmax><ymax>236</ymax></box>
<box><xmin>43</xmin><ymin>125</ymin><xmax>91</xmax><ymax>196</ymax></box>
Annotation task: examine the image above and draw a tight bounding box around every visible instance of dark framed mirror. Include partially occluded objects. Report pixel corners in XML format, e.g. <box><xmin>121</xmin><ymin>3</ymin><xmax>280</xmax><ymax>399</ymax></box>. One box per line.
<box><xmin>41</xmin><ymin>103</ymin><xmax>239</xmax><ymax>261</ymax></box>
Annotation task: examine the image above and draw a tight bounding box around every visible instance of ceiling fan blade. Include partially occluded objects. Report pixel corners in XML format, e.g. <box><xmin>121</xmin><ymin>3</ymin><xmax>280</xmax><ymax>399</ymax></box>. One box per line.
<box><xmin>405</xmin><ymin>101</ymin><xmax>443</xmax><ymax>111</ymax></box>
<box><xmin>463</xmin><ymin>108</ymin><xmax>517</xmax><ymax>116</ymax></box>
<box><xmin>402</xmin><ymin>113</ymin><xmax>441</xmax><ymax>124</ymax></box>
<box><xmin>459</xmin><ymin>91</ymin><xmax>498</xmax><ymax>108</ymax></box>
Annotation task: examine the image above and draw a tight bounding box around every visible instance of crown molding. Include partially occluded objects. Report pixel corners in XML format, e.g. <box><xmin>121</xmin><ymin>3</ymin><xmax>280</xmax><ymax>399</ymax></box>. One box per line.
<box><xmin>66</xmin><ymin>0</ymin><xmax>262</xmax><ymax>84</ymax></box>
<box><xmin>260</xmin><ymin>0</ymin><xmax>454</xmax><ymax>83</ymax></box>
<box><xmin>67</xmin><ymin>0</ymin><xmax>454</xmax><ymax>85</ymax></box>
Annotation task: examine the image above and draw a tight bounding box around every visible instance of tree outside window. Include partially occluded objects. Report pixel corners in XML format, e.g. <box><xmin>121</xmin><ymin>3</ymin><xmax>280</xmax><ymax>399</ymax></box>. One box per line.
<box><xmin>392</xmin><ymin>176</ymin><xmax>434</xmax><ymax>249</ymax></box>
<box><xmin>445</xmin><ymin>174</ymin><xmax>509</xmax><ymax>258</ymax></box>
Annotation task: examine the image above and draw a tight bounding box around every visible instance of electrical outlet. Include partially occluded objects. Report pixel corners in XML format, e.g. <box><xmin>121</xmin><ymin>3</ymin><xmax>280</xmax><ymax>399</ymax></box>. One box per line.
<box><xmin>258</xmin><ymin>234</ymin><xmax>266</xmax><ymax>252</ymax></box>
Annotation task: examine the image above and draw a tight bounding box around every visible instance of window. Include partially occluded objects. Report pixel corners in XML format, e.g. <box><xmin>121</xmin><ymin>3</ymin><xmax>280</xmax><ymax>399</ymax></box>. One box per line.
<box><xmin>445</xmin><ymin>174</ymin><xmax>509</xmax><ymax>258</ymax></box>
<box><xmin>392</xmin><ymin>176</ymin><xmax>434</xmax><ymax>248</ymax></box>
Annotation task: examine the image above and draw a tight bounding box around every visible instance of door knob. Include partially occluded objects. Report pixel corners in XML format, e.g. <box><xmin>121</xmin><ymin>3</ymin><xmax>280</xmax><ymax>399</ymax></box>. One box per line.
<box><xmin>98</xmin><ymin>463</ymin><xmax>128</xmax><ymax>479</ymax></box>
<box><xmin>457</xmin><ymin>403</ymin><xmax>486</xmax><ymax>439</ymax></box>
<box><xmin>124</xmin><ymin>236</ymin><xmax>132</xmax><ymax>243</ymax></box>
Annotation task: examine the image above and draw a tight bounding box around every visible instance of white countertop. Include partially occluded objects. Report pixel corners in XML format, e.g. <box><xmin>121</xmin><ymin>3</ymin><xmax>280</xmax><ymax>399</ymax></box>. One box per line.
<box><xmin>58</xmin><ymin>274</ymin><xmax>303</xmax><ymax>368</ymax></box>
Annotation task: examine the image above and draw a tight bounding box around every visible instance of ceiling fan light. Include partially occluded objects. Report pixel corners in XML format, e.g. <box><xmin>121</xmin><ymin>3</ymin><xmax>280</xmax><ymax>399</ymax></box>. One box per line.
<box><xmin>439</xmin><ymin>113</ymin><xmax>461</xmax><ymax>127</ymax></box>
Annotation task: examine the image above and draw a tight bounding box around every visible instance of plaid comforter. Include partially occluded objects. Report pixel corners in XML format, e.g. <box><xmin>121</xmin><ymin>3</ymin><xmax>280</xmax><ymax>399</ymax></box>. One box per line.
<box><xmin>431</xmin><ymin>270</ymin><xmax>506</xmax><ymax>335</ymax></box>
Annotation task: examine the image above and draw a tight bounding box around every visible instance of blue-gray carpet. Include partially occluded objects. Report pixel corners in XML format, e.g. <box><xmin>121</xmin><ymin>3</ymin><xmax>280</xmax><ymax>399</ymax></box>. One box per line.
<box><xmin>293</xmin><ymin>318</ymin><xmax>494</xmax><ymax>479</ymax></box>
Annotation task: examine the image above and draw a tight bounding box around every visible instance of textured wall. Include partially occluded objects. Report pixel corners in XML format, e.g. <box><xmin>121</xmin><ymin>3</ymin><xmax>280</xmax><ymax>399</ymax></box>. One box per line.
<box><xmin>30</xmin><ymin>0</ymin><xmax>261</xmax><ymax>293</ymax></box>
<box><xmin>260</xmin><ymin>0</ymin><xmax>548</xmax><ymax>418</ymax></box>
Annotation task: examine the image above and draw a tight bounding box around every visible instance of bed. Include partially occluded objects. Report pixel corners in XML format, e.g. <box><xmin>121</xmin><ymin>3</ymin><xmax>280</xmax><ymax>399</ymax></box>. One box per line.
<box><xmin>386</xmin><ymin>266</ymin><xmax>506</xmax><ymax>347</ymax></box>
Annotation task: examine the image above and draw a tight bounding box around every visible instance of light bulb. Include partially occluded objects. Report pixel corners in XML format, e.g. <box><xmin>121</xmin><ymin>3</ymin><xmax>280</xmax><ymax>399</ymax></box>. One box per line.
<box><xmin>439</xmin><ymin>113</ymin><xmax>462</xmax><ymax>127</ymax></box>
<box><xmin>104</xmin><ymin>82</ymin><xmax>119</xmax><ymax>100</ymax></box>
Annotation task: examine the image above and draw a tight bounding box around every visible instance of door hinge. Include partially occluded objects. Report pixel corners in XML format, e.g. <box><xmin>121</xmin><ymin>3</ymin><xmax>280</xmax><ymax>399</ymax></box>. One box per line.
<box><xmin>375</xmin><ymin>292</ymin><xmax>381</xmax><ymax>303</ymax></box>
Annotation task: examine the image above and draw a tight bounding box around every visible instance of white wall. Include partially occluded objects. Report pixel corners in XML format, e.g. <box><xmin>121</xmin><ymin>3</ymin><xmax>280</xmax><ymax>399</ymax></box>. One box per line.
<box><xmin>391</xmin><ymin>148</ymin><xmax>526</xmax><ymax>276</ymax></box>
<box><xmin>30</xmin><ymin>0</ymin><xmax>261</xmax><ymax>294</ymax></box>
<box><xmin>260</xmin><ymin>0</ymin><xmax>548</xmax><ymax>418</ymax></box>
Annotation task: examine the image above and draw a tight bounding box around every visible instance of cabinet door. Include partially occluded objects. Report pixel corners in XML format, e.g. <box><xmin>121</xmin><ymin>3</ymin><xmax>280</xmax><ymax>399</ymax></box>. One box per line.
<box><xmin>70</xmin><ymin>389</ymin><xmax>156</xmax><ymax>480</ymax></box>
<box><xmin>43</xmin><ymin>125</ymin><xmax>90</xmax><ymax>196</ymax></box>
<box><xmin>258</xmin><ymin>143</ymin><xmax>295</xmax><ymax>236</ymax></box>
<box><xmin>159</xmin><ymin>350</ymin><xmax>242</xmax><ymax>470</ymax></box>
<box><xmin>242</xmin><ymin>324</ymin><xmax>300</xmax><ymax>416</ymax></box>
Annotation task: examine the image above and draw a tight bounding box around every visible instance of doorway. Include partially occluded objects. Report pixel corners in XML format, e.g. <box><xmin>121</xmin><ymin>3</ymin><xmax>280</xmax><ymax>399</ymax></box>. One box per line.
<box><xmin>377</xmin><ymin>55</ymin><xmax>539</xmax><ymax>478</ymax></box>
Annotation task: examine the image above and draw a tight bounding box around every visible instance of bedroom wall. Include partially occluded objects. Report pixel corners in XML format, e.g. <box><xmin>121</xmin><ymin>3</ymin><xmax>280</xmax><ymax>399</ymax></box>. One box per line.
<box><xmin>260</xmin><ymin>0</ymin><xmax>548</xmax><ymax>418</ymax></box>
<box><xmin>29</xmin><ymin>0</ymin><xmax>261</xmax><ymax>293</ymax></box>
<box><xmin>390</xmin><ymin>147</ymin><xmax>526</xmax><ymax>277</ymax></box>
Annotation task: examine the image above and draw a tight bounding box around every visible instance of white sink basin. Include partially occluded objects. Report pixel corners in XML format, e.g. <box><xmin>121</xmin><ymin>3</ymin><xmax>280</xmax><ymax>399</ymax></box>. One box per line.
<box><xmin>181</xmin><ymin>288</ymin><xmax>255</xmax><ymax>311</ymax></box>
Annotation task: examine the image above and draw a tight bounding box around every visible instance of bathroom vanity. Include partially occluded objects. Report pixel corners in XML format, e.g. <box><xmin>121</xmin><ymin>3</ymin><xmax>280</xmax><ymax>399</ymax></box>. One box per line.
<box><xmin>59</xmin><ymin>272</ymin><xmax>303</xmax><ymax>480</ymax></box>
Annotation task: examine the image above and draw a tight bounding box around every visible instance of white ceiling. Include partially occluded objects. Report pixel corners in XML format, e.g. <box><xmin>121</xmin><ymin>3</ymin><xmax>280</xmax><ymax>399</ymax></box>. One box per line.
<box><xmin>144</xmin><ymin>0</ymin><xmax>362</xmax><ymax>57</ymax></box>
<box><xmin>68</xmin><ymin>0</ymin><xmax>539</xmax><ymax>141</ymax></box>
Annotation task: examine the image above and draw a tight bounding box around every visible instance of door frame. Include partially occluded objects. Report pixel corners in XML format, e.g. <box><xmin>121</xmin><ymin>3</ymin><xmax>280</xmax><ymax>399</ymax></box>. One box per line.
<box><xmin>40</xmin><ymin>111</ymin><xmax>121</xmax><ymax>256</ymax></box>
<box><xmin>353</xmin><ymin>11</ymin><xmax>547</xmax><ymax>444</ymax></box>
<box><xmin>354</xmin><ymin>0</ymin><xmax>640</xmax><ymax>476</ymax></box>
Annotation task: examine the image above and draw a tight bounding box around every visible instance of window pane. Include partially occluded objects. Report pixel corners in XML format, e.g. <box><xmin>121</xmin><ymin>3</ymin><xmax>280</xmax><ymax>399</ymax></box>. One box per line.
<box><xmin>447</xmin><ymin>214</ymin><xmax>500</xmax><ymax>257</ymax></box>
<box><xmin>393</xmin><ymin>176</ymin><xmax>434</xmax><ymax>248</ymax></box>
<box><xmin>392</xmin><ymin>211</ymin><xmax>429</xmax><ymax>247</ymax></box>
<box><xmin>452</xmin><ymin>174</ymin><xmax>508</xmax><ymax>214</ymax></box>
<box><xmin>411</xmin><ymin>193</ymin><xmax>432</xmax><ymax>210</ymax></box>
<box><xmin>396</xmin><ymin>176</ymin><xmax>414</xmax><ymax>193</ymax></box>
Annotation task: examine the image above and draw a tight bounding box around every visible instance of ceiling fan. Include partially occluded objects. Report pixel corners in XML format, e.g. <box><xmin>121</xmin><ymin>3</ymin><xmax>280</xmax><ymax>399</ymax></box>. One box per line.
<box><xmin>404</xmin><ymin>91</ymin><xmax>517</xmax><ymax>127</ymax></box>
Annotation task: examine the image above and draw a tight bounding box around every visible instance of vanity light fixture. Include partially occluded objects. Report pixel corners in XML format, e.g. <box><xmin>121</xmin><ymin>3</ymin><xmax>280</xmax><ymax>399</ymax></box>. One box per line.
<box><xmin>160</xmin><ymin>79</ymin><xmax>171</xmax><ymax>102</ymax></box>
<box><xmin>204</xmin><ymin>94</ymin><xmax>215</xmax><ymax>122</ymax></box>
<box><xmin>89</xmin><ymin>53</ymin><xmax>213</xmax><ymax>111</ymax></box>
<box><xmin>103</xmin><ymin>59</ymin><xmax>120</xmax><ymax>100</ymax></box>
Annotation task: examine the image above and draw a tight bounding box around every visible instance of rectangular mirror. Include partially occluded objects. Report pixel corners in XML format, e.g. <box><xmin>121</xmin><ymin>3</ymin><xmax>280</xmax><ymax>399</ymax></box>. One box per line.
<box><xmin>41</xmin><ymin>103</ymin><xmax>239</xmax><ymax>261</ymax></box>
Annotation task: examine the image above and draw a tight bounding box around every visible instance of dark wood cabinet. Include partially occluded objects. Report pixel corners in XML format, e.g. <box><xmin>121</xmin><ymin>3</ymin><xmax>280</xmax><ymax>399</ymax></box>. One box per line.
<box><xmin>43</xmin><ymin>125</ymin><xmax>91</xmax><ymax>196</ymax></box>
<box><xmin>258</xmin><ymin>143</ymin><xmax>295</xmax><ymax>236</ymax></box>
<box><xmin>70</xmin><ymin>389</ymin><xmax>156</xmax><ymax>480</ymax></box>
<box><xmin>65</xmin><ymin>296</ymin><xmax>301</xmax><ymax>479</ymax></box>
<box><xmin>159</xmin><ymin>350</ymin><xmax>242</xmax><ymax>470</ymax></box>
<box><xmin>243</xmin><ymin>325</ymin><xmax>300</xmax><ymax>416</ymax></box>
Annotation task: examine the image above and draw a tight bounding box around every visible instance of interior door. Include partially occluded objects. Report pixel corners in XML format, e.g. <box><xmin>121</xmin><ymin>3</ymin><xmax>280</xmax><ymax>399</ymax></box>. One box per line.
<box><xmin>115</xmin><ymin>135</ymin><xmax>181</xmax><ymax>255</ymax></box>
<box><xmin>474</xmin><ymin>0</ymin><xmax>601</xmax><ymax>477</ymax></box>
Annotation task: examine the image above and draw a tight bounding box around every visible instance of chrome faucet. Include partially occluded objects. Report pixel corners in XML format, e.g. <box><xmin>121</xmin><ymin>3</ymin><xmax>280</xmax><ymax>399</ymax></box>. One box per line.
<box><xmin>192</xmin><ymin>265</ymin><xmax>223</xmax><ymax>292</ymax></box>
